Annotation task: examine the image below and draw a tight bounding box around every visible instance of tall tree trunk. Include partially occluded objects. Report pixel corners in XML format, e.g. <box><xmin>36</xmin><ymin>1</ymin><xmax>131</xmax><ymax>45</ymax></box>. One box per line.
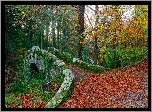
<box><xmin>113</xmin><ymin>35</ymin><xmax>116</xmax><ymax>69</ymax></box>
<box><xmin>50</xmin><ymin>5</ymin><xmax>56</xmax><ymax>48</ymax></box>
<box><xmin>40</xmin><ymin>26</ymin><xmax>43</xmax><ymax>49</ymax></box>
<box><xmin>57</xmin><ymin>22</ymin><xmax>60</xmax><ymax>49</ymax></box>
<box><xmin>39</xmin><ymin>8</ymin><xmax>43</xmax><ymax>49</ymax></box>
<box><xmin>29</xmin><ymin>5</ymin><xmax>33</xmax><ymax>41</ymax></box>
<box><xmin>51</xmin><ymin>18</ymin><xmax>56</xmax><ymax>48</ymax></box>
<box><xmin>45</xmin><ymin>5</ymin><xmax>49</xmax><ymax>50</ymax></box>
<box><xmin>76</xmin><ymin>5</ymin><xmax>85</xmax><ymax>59</ymax></box>
<box><xmin>56</xmin><ymin>6</ymin><xmax>60</xmax><ymax>49</ymax></box>
<box><xmin>46</xmin><ymin>19</ymin><xmax>49</xmax><ymax>49</ymax></box>
<box><xmin>94</xmin><ymin>5</ymin><xmax>99</xmax><ymax>64</ymax></box>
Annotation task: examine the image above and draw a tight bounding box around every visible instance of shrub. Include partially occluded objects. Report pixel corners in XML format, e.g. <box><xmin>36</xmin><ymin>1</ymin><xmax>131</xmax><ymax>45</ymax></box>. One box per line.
<box><xmin>48</xmin><ymin>47</ymin><xmax>111</xmax><ymax>73</ymax></box>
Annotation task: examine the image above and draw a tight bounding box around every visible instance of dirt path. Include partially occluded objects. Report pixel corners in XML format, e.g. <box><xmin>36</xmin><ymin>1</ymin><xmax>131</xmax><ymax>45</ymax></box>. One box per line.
<box><xmin>58</xmin><ymin>58</ymin><xmax>148</xmax><ymax>108</ymax></box>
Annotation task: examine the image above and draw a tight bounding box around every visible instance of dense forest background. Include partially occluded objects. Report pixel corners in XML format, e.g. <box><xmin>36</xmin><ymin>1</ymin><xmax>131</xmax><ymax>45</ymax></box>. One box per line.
<box><xmin>5</xmin><ymin>5</ymin><xmax>148</xmax><ymax>69</ymax></box>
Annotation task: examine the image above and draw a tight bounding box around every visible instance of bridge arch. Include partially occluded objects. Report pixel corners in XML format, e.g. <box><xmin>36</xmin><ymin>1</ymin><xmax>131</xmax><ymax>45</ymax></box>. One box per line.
<box><xmin>23</xmin><ymin>46</ymin><xmax>74</xmax><ymax>108</ymax></box>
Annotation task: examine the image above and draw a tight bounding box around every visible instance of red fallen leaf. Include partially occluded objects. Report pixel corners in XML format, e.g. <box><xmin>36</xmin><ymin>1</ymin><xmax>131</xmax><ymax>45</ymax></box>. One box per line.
<box><xmin>18</xmin><ymin>105</ymin><xmax>22</xmax><ymax>108</ymax></box>
<box><xmin>145</xmin><ymin>90</ymin><xmax>148</xmax><ymax>98</ymax></box>
<box><xmin>131</xmin><ymin>85</ymin><xmax>138</xmax><ymax>92</ymax></box>
<box><xmin>113</xmin><ymin>103</ymin><xmax>118</xmax><ymax>108</ymax></box>
<box><xmin>70</xmin><ymin>104</ymin><xmax>76</xmax><ymax>108</ymax></box>
<box><xmin>117</xmin><ymin>92</ymin><xmax>121</xmax><ymax>98</ymax></box>
<box><xmin>144</xmin><ymin>98</ymin><xmax>148</xmax><ymax>102</ymax></box>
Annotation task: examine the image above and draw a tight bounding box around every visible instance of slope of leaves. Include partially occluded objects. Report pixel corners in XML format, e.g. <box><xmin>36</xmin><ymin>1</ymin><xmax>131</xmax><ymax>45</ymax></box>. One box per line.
<box><xmin>5</xmin><ymin>56</ymin><xmax>148</xmax><ymax>108</ymax></box>
<box><xmin>58</xmin><ymin>58</ymin><xmax>148</xmax><ymax>108</ymax></box>
<box><xmin>5</xmin><ymin>82</ymin><xmax>61</xmax><ymax>108</ymax></box>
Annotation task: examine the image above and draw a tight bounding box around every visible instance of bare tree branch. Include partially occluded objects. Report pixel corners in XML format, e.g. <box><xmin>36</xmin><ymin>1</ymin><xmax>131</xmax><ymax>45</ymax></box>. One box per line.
<box><xmin>84</xmin><ymin>12</ymin><xmax>94</xmax><ymax>29</ymax></box>
<box><xmin>86</xmin><ymin>5</ymin><xmax>95</xmax><ymax>12</ymax></box>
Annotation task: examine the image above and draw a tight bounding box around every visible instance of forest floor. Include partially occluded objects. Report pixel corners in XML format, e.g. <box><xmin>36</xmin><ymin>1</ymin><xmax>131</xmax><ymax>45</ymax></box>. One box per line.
<box><xmin>5</xmin><ymin>57</ymin><xmax>148</xmax><ymax>108</ymax></box>
<box><xmin>58</xmin><ymin>58</ymin><xmax>148</xmax><ymax>108</ymax></box>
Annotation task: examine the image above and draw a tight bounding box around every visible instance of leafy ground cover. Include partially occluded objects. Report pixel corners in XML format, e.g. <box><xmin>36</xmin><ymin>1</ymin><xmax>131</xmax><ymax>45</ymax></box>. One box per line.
<box><xmin>5</xmin><ymin>77</ymin><xmax>62</xmax><ymax>108</ymax></box>
<box><xmin>5</xmin><ymin>51</ymin><xmax>148</xmax><ymax>108</ymax></box>
<box><xmin>58</xmin><ymin>58</ymin><xmax>148</xmax><ymax>108</ymax></box>
<box><xmin>5</xmin><ymin>58</ymin><xmax>64</xmax><ymax>108</ymax></box>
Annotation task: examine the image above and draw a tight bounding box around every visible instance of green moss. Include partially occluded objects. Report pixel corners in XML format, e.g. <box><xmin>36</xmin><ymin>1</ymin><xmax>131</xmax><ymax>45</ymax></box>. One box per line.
<box><xmin>49</xmin><ymin>47</ymin><xmax>112</xmax><ymax>74</ymax></box>
<box><xmin>56</xmin><ymin>80</ymin><xmax>74</xmax><ymax>108</ymax></box>
<box><xmin>5</xmin><ymin>93</ymin><xmax>16</xmax><ymax>107</ymax></box>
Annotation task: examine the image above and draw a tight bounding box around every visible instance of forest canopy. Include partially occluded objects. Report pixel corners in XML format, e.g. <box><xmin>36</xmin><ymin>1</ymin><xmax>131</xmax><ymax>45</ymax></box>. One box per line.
<box><xmin>5</xmin><ymin>5</ymin><xmax>148</xmax><ymax>68</ymax></box>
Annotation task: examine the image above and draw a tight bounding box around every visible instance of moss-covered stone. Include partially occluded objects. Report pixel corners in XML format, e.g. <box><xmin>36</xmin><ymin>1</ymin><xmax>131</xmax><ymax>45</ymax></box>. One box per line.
<box><xmin>24</xmin><ymin>46</ymin><xmax>75</xmax><ymax>108</ymax></box>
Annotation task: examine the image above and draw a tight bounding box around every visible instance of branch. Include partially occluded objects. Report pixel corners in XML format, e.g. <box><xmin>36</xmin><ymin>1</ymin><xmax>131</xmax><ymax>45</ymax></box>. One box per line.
<box><xmin>86</xmin><ymin>5</ymin><xmax>95</xmax><ymax>12</ymax></box>
<box><xmin>84</xmin><ymin>12</ymin><xmax>94</xmax><ymax>29</ymax></box>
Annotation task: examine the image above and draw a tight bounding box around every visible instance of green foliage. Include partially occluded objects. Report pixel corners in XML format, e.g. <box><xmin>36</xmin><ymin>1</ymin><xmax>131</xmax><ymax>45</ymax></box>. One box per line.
<box><xmin>104</xmin><ymin>45</ymin><xmax>148</xmax><ymax>69</ymax></box>
<box><xmin>49</xmin><ymin>47</ymin><xmax>75</xmax><ymax>64</ymax></box>
<box><xmin>49</xmin><ymin>47</ymin><xmax>111</xmax><ymax>74</ymax></box>
<box><xmin>82</xmin><ymin>45</ymin><xmax>90</xmax><ymax>63</ymax></box>
<box><xmin>104</xmin><ymin>48</ymin><xmax>115</xmax><ymax>69</ymax></box>
<box><xmin>5</xmin><ymin>93</ymin><xmax>16</xmax><ymax>108</ymax></box>
<box><xmin>42</xmin><ymin>91</ymin><xmax>56</xmax><ymax>102</ymax></box>
<box><xmin>16</xmin><ymin>99</ymin><xmax>22</xmax><ymax>105</ymax></box>
<box><xmin>7</xmin><ymin>80</ymin><xmax>29</xmax><ymax>94</ymax></box>
<box><xmin>5</xmin><ymin>5</ymin><xmax>32</xmax><ymax>54</ymax></box>
<box><xmin>56</xmin><ymin>80</ymin><xmax>74</xmax><ymax>108</ymax></box>
<box><xmin>50</xmin><ymin>73</ymin><xmax>65</xmax><ymax>85</ymax></box>
<box><xmin>10</xmin><ymin>57</ymin><xmax>24</xmax><ymax>71</ymax></box>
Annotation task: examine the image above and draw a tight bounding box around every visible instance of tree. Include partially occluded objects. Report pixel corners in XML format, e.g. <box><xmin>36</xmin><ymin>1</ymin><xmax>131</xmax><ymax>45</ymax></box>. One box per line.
<box><xmin>29</xmin><ymin>5</ymin><xmax>34</xmax><ymax>41</ymax></box>
<box><xmin>5</xmin><ymin>5</ymin><xmax>31</xmax><ymax>54</ymax></box>
<box><xmin>56</xmin><ymin>5</ymin><xmax>61</xmax><ymax>49</ymax></box>
<box><xmin>76</xmin><ymin>5</ymin><xmax>85</xmax><ymax>59</ymax></box>
<box><xmin>45</xmin><ymin>5</ymin><xmax>50</xmax><ymax>50</ymax></box>
<box><xmin>94</xmin><ymin>5</ymin><xmax>125</xmax><ymax>68</ymax></box>
<box><xmin>94</xmin><ymin>5</ymin><xmax>99</xmax><ymax>64</ymax></box>
<box><xmin>126</xmin><ymin>5</ymin><xmax>148</xmax><ymax>47</ymax></box>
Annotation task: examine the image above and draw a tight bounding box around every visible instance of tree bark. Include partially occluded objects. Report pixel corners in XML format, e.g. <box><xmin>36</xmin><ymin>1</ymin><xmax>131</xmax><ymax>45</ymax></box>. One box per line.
<box><xmin>29</xmin><ymin>5</ymin><xmax>33</xmax><ymax>41</ymax></box>
<box><xmin>113</xmin><ymin>36</ymin><xmax>116</xmax><ymax>69</ymax></box>
<box><xmin>52</xmin><ymin>19</ymin><xmax>56</xmax><ymax>48</ymax></box>
<box><xmin>49</xmin><ymin>6</ymin><xmax>56</xmax><ymax>48</ymax></box>
<box><xmin>57</xmin><ymin>22</ymin><xmax>60</xmax><ymax>49</ymax></box>
<box><xmin>94</xmin><ymin>5</ymin><xmax>99</xmax><ymax>64</ymax></box>
<box><xmin>56</xmin><ymin>6</ymin><xmax>60</xmax><ymax>49</ymax></box>
<box><xmin>76</xmin><ymin>5</ymin><xmax>85</xmax><ymax>59</ymax></box>
<box><xmin>40</xmin><ymin>24</ymin><xmax>43</xmax><ymax>49</ymax></box>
